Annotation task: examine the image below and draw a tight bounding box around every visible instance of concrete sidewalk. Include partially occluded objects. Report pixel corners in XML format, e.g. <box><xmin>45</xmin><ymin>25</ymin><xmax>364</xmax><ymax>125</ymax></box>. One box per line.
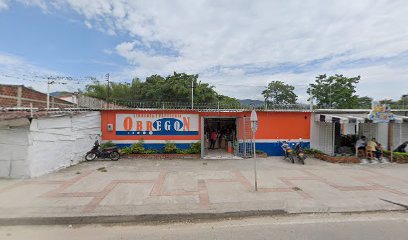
<box><xmin>1</xmin><ymin>157</ymin><xmax>408</xmax><ymax>225</ymax></box>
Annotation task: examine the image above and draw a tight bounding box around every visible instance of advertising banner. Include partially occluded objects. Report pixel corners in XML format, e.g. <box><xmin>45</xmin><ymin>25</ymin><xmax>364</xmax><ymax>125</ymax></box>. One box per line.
<box><xmin>116</xmin><ymin>113</ymin><xmax>199</xmax><ymax>136</ymax></box>
<box><xmin>368</xmin><ymin>103</ymin><xmax>394</xmax><ymax>123</ymax></box>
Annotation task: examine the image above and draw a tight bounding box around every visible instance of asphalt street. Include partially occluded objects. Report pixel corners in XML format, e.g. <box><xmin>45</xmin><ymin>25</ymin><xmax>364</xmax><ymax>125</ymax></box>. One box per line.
<box><xmin>1</xmin><ymin>212</ymin><xmax>407</xmax><ymax>240</ymax></box>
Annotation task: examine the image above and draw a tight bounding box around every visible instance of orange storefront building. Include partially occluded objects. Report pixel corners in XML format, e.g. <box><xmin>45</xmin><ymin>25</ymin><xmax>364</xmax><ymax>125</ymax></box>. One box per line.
<box><xmin>101</xmin><ymin>109</ymin><xmax>311</xmax><ymax>157</ymax></box>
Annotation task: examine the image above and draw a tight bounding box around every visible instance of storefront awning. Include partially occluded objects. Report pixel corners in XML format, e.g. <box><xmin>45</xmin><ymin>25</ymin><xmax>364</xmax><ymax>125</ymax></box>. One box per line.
<box><xmin>317</xmin><ymin>114</ymin><xmax>408</xmax><ymax>124</ymax></box>
<box><xmin>316</xmin><ymin>114</ymin><xmax>366</xmax><ymax>124</ymax></box>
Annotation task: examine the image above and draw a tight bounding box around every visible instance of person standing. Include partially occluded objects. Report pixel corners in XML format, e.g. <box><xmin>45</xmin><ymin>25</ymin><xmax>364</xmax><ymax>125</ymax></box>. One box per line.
<box><xmin>210</xmin><ymin>129</ymin><xmax>217</xmax><ymax>149</ymax></box>
<box><xmin>355</xmin><ymin>136</ymin><xmax>367</xmax><ymax>158</ymax></box>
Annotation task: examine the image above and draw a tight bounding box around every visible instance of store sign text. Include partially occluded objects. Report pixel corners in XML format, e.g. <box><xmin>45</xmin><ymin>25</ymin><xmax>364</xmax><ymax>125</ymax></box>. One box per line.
<box><xmin>116</xmin><ymin>113</ymin><xmax>199</xmax><ymax>136</ymax></box>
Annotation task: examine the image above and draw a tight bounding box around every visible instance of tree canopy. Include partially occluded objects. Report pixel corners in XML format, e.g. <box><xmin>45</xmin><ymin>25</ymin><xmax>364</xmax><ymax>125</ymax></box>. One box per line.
<box><xmin>84</xmin><ymin>72</ymin><xmax>241</xmax><ymax>107</ymax></box>
<box><xmin>379</xmin><ymin>94</ymin><xmax>408</xmax><ymax>109</ymax></box>
<box><xmin>355</xmin><ymin>96</ymin><xmax>373</xmax><ymax>109</ymax></box>
<box><xmin>307</xmin><ymin>74</ymin><xmax>361</xmax><ymax>109</ymax></box>
<box><xmin>262</xmin><ymin>81</ymin><xmax>297</xmax><ymax>105</ymax></box>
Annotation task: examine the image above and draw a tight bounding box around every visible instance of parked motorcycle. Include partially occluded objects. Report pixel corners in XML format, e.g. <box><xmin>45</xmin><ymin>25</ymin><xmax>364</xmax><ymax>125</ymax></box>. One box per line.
<box><xmin>281</xmin><ymin>141</ymin><xmax>295</xmax><ymax>164</ymax></box>
<box><xmin>85</xmin><ymin>140</ymin><xmax>120</xmax><ymax>161</ymax></box>
<box><xmin>294</xmin><ymin>141</ymin><xmax>306</xmax><ymax>165</ymax></box>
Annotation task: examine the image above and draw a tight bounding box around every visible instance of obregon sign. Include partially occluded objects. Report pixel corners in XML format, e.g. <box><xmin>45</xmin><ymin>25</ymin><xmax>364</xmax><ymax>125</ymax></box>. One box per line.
<box><xmin>115</xmin><ymin>113</ymin><xmax>199</xmax><ymax>136</ymax></box>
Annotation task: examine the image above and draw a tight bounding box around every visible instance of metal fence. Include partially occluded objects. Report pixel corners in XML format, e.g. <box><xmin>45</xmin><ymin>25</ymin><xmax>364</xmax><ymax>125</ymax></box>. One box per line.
<box><xmin>237</xmin><ymin>116</ymin><xmax>254</xmax><ymax>158</ymax></box>
<box><xmin>111</xmin><ymin>99</ymin><xmax>311</xmax><ymax>111</ymax></box>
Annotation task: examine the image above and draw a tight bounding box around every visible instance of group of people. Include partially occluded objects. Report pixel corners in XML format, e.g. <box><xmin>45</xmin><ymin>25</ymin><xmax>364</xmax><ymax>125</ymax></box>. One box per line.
<box><xmin>355</xmin><ymin>136</ymin><xmax>384</xmax><ymax>160</ymax></box>
<box><xmin>207</xmin><ymin>128</ymin><xmax>235</xmax><ymax>149</ymax></box>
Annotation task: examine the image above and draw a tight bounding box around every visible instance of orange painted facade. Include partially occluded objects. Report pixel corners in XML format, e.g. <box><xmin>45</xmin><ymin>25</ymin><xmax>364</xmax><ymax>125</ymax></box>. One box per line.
<box><xmin>255</xmin><ymin>111</ymin><xmax>311</xmax><ymax>140</ymax></box>
<box><xmin>101</xmin><ymin>110</ymin><xmax>310</xmax><ymax>141</ymax></box>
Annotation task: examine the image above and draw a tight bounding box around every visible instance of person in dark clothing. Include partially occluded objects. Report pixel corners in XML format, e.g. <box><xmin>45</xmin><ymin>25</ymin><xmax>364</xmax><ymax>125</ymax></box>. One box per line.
<box><xmin>210</xmin><ymin>129</ymin><xmax>217</xmax><ymax>149</ymax></box>
<box><xmin>394</xmin><ymin>141</ymin><xmax>408</xmax><ymax>153</ymax></box>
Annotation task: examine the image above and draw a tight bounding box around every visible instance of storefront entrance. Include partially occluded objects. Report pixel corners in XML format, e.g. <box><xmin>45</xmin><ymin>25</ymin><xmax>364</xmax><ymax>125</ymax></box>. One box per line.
<box><xmin>201</xmin><ymin>117</ymin><xmax>239</xmax><ymax>159</ymax></box>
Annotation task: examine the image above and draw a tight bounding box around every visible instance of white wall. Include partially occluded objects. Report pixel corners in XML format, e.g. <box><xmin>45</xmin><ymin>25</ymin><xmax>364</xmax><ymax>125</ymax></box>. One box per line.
<box><xmin>0</xmin><ymin>111</ymin><xmax>101</xmax><ymax>178</ymax></box>
<box><xmin>0</xmin><ymin>125</ymin><xmax>30</xmax><ymax>178</ymax></box>
<box><xmin>28</xmin><ymin>112</ymin><xmax>101</xmax><ymax>177</ymax></box>
<box><xmin>310</xmin><ymin>114</ymin><xmax>334</xmax><ymax>155</ymax></box>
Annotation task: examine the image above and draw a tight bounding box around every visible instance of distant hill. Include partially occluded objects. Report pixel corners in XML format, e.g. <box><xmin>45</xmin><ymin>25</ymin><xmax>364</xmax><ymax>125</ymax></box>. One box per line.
<box><xmin>238</xmin><ymin>99</ymin><xmax>264</xmax><ymax>107</ymax></box>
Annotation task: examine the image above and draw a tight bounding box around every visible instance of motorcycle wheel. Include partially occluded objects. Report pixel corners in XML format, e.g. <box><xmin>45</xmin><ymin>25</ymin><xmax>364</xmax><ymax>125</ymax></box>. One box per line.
<box><xmin>109</xmin><ymin>151</ymin><xmax>120</xmax><ymax>161</ymax></box>
<box><xmin>289</xmin><ymin>154</ymin><xmax>295</xmax><ymax>164</ymax></box>
<box><xmin>85</xmin><ymin>152</ymin><xmax>97</xmax><ymax>161</ymax></box>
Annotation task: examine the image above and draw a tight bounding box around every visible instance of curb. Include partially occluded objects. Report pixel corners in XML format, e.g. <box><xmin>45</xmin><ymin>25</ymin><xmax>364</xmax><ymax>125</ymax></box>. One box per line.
<box><xmin>0</xmin><ymin>209</ymin><xmax>287</xmax><ymax>226</ymax></box>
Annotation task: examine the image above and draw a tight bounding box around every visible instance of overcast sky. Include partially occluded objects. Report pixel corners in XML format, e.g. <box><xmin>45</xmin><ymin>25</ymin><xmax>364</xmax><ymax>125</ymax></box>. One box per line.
<box><xmin>1</xmin><ymin>0</ymin><xmax>408</xmax><ymax>102</ymax></box>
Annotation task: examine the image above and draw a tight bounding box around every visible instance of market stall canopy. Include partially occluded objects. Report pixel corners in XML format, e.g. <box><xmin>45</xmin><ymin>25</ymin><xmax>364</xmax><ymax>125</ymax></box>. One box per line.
<box><xmin>317</xmin><ymin>114</ymin><xmax>408</xmax><ymax>124</ymax></box>
<box><xmin>316</xmin><ymin>114</ymin><xmax>366</xmax><ymax>124</ymax></box>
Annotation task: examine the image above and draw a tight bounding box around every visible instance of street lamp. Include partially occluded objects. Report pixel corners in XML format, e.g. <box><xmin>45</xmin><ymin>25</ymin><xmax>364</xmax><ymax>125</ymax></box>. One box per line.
<box><xmin>250</xmin><ymin>108</ymin><xmax>258</xmax><ymax>191</ymax></box>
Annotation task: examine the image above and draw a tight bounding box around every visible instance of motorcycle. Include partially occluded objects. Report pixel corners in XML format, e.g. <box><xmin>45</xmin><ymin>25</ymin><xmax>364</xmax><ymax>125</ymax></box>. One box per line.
<box><xmin>281</xmin><ymin>141</ymin><xmax>295</xmax><ymax>164</ymax></box>
<box><xmin>294</xmin><ymin>142</ymin><xmax>306</xmax><ymax>165</ymax></box>
<box><xmin>85</xmin><ymin>140</ymin><xmax>120</xmax><ymax>161</ymax></box>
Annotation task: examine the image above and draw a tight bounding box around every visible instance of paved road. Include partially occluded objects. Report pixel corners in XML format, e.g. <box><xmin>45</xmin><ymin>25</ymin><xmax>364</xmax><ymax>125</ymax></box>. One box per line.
<box><xmin>1</xmin><ymin>212</ymin><xmax>407</xmax><ymax>240</ymax></box>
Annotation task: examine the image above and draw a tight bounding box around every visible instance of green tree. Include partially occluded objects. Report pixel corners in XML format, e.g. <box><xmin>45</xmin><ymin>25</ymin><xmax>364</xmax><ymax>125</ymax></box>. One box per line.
<box><xmin>307</xmin><ymin>74</ymin><xmax>360</xmax><ymax>109</ymax></box>
<box><xmin>395</xmin><ymin>94</ymin><xmax>408</xmax><ymax>109</ymax></box>
<box><xmin>262</xmin><ymin>81</ymin><xmax>297</xmax><ymax>105</ymax></box>
<box><xmin>85</xmin><ymin>80</ymin><xmax>108</xmax><ymax>100</ymax></box>
<box><xmin>379</xmin><ymin>99</ymin><xmax>395</xmax><ymax>105</ymax></box>
<box><xmin>355</xmin><ymin>96</ymin><xmax>373</xmax><ymax>109</ymax></box>
<box><xmin>378</xmin><ymin>94</ymin><xmax>408</xmax><ymax>109</ymax></box>
<box><xmin>217</xmin><ymin>94</ymin><xmax>241</xmax><ymax>108</ymax></box>
<box><xmin>84</xmin><ymin>72</ymin><xmax>241</xmax><ymax>107</ymax></box>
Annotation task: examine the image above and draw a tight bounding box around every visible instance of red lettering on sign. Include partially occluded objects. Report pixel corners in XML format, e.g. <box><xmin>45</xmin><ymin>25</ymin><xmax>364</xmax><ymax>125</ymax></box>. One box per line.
<box><xmin>183</xmin><ymin>117</ymin><xmax>190</xmax><ymax>131</ymax></box>
<box><xmin>123</xmin><ymin>117</ymin><xmax>133</xmax><ymax>131</ymax></box>
<box><xmin>146</xmin><ymin>121</ymin><xmax>153</xmax><ymax>131</ymax></box>
<box><xmin>136</xmin><ymin>121</ymin><xmax>143</xmax><ymax>131</ymax></box>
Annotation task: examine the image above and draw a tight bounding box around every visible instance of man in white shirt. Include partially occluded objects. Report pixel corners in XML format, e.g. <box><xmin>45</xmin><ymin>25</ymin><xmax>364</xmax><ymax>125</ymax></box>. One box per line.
<box><xmin>355</xmin><ymin>136</ymin><xmax>366</xmax><ymax>158</ymax></box>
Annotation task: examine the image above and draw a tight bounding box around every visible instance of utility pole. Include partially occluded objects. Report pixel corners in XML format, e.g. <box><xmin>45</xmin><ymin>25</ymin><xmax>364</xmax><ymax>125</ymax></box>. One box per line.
<box><xmin>191</xmin><ymin>79</ymin><xmax>194</xmax><ymax>109</ymax></box>
<box><xmin>47</xmin><ymin>78</ymin><xmax>55</xmax><ymax>110</ymax></box>
<box><xmin>105</xmin><ymin>73</ymin><xmax>110</xmax><ymax>109</ymax></box>
<box><xmin>250</xmin><ymin>107</ymin><xmax>258</xmax><ymax>192</ymax></box>
<box><xmin>46</xmin><ymin>77</ymin><xmax>66</xmax><ymax>109</ymax></box>
<box><xmin>329</xmin><ymin>83</ymin><xmax>332</xmax><ymax>109</ymax></box>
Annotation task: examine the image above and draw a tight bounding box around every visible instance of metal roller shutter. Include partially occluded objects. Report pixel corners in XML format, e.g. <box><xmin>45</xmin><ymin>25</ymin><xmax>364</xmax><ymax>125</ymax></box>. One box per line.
<box><xmin>393</xmin><ymin>123</ymin><xmax>402</xmax><ymax>147</ymax></box>
<box><xmin>402</xmin><ymin>123</ymin><xmax>408</xmax><ymax>143</ymax></box>
<box><xmin>359</xmin><ymin>123</ymin><xmax>377</xmax><ymax>140</ymax></box>
<box><xmin>317</xmin><ymin>122</ymin><xmax>334</xmax><ymax>155</ymax></box>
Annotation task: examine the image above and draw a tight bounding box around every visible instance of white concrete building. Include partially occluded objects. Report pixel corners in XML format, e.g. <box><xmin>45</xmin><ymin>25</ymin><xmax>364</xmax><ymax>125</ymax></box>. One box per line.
<box><xmin>0</xmin><ymin>111</ymin><xmax>101</xmax><ymax>178</ymax></box>
<box><xmin>310</xmin><ymin>110</ymin><xmax>408</xmax><ymax>156</ymax></box>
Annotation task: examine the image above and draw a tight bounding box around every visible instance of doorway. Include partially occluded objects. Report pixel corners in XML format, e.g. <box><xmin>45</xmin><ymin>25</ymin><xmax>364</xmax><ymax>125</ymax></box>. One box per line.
<box><xmin>202</xmin><ymin>117</ymin><xmax>239</xmax><ymax>159</ymax></box>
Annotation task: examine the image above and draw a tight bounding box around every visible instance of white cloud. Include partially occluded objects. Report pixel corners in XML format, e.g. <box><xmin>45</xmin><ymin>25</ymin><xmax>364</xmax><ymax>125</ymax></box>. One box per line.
<box><xmin>0</xmin><ymin>0</ymin><xmax>8</xmax><ymax>11</ymax></box>
<box><xmin>5</xmin><ymin>0</ymin><xmax>408</xmax><ymax>101</ymax></box>
<box><xmin>0</xmin><ymin>53</ymin><xmax>84</xmax><ymax>93</ymax></box>
<box><xmin>84</xmin><ymin>20</ymin><xmax>92</xmax><ymax>29</ymax></box>
<box><xmin>16</xmin><ymin>0</ymin><xmax>50</xmax><ymax>11</ymax></box>
<box><xmin>0</xmin><ymin>53</ymin><xmax>22</xmax><ymax>65</ymax></box>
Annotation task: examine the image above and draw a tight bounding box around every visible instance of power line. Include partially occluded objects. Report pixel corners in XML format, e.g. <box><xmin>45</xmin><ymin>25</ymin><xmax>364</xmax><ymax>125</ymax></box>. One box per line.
<box><xmin>0</xmin><ymin>73</ymin><xmax>99</xmax><ymax>83</ymax></box>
